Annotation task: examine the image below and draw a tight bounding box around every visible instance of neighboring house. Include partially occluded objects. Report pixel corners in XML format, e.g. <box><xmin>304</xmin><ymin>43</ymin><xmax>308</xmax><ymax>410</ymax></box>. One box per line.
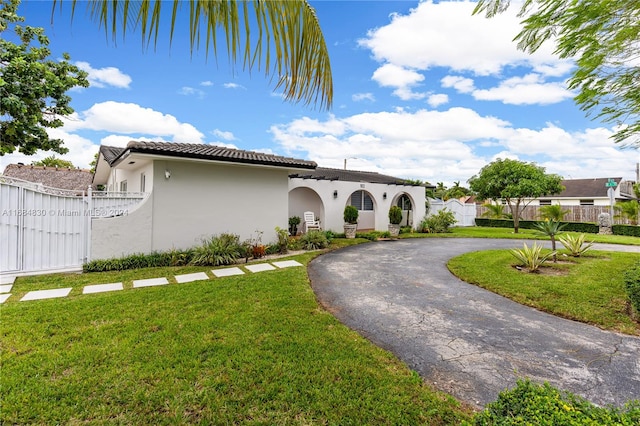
<box><xmin>92</xmin><ymin>141</ymin><xmax>316</xmax><ymax>259</ymax></box>
<box><xmin>2</xmin><ymin>163</ymin><xmax>93</xmax><ymax>193</ymax></box>
<box><xmin>530</xmin><ymin>177</ymin><xmax>635</xmax><ymax>206</ymax></box>
<box><xmin>288</xmin><ymin>168</ymin><xmax>427</xmax><ymax>232</ymax></box>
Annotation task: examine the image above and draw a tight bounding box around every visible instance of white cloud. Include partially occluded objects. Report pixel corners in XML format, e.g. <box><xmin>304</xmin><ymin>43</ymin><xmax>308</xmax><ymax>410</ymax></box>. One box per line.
<box><xmin>224</xmin><ymin>82</ymin><xmax>246</xmax><ymax>89</ymax></box>
<box><xmin>178</xmin><ymin>86</ymin><xmax>205</xmax><ymax>98</ymax></box>
<box><xmin>472</xmin><ymin>74</ymin><xmax>573</xmax><ymax>105</ymax></box>
<box><xmin>200</xmin><ymin>81</ymin><xmax>214</xmax><ymax>87</ymax></box>
<box><xmin>75</xmin><ymin>61</ymin><xmax>132</xmax><ymax>89</ymax></box>
<box><xmin>359</xmin><ymin>1</ymin><xmax>570</xmax><ymax>77</ymax></box>
<box><xmin>441</xmin><ymin>76</ymin><xmax>475</xmax><ymax>93</ymax></box>
<box><xmin>211</xmin><ymin>129</ymin><xmax>236</xmax><ymax>141</ymax></box>
<box><xmin>352</xmin><ymin>93</ymin><xmax>376</xmax><ymax>102</ymax></box>
<box><xmin>371</xmin><ymin>63</ymin><xmax>427</xmax><ymax>100</ymax></box>
<box><xmin>427</xmin><ymin>94</ymin><xmax>449</xmax><ymax>107</ymax></box>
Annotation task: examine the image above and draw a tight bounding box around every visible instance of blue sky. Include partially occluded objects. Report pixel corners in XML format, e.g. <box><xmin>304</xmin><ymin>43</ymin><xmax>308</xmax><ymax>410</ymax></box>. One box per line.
<box><xmin>3</xmin><ymin>0</ymin><xmax>639</xmax><ymax>186</ymax></box>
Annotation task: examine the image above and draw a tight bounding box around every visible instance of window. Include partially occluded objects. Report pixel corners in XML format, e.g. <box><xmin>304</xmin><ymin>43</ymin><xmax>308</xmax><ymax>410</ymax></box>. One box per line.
<box><xmin>539</xmin><ymin>199</ymin><xmax>551</xmax><ymax>206</ymax></box>
<box><xmin>350</xmin><ymin>190</ymin><xmax>373</xmax><ymax>211</ymax></box>
<box><xmin>397</xmin><ymin>194</ymin><xmax>412</xmax><ymax>210</ymax></box>
<box><xmin>119</xmin><ymin>180</ymin><xmax>128</xmax><ymax>193</ymax></box>
<box><xmin>580</xmin><ymin>199</ymin><xmax>594</xmax><ymax>206</ymax></box>
<box><xmin>140</xmin><ymin>173</ymin><xmax>146</xmax><ymax>192</ymax></box>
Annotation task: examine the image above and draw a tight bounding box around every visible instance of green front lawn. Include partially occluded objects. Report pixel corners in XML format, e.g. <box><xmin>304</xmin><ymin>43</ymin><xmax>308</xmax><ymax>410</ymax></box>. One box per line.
<box><xmin>448</xmin><ymin>250</ymin><xmax>640</xmax><ymax>336</ymax></box>
<box><xmin>1</xmin><ymin>245</ymin><xmax>471</xmax><ymax>424</ymax></box>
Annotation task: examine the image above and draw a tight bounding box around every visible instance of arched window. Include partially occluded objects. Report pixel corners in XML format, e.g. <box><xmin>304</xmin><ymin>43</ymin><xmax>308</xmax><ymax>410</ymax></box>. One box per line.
<box><xmin>397</xmin><ymin>194</ymin><xmax>412</xmax><ymax>210</ymax></box>
<box><xmin>350</xmin><ymin>190</ymin><xmax>373</xmax><ymax>211</ymax></box>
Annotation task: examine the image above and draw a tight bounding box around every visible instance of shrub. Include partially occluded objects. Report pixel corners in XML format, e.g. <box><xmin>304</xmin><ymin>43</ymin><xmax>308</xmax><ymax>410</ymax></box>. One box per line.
<box><xmin>613</xmin><ymin>224</ymin><xmax>640</xmax><ymax>237</ymax></box>
<box><xmin>388</xmin><ymin>206</ymin><xmax>403</xmax><ymax>225</ymax></box>
<box><xmin>420</xmin><ymin>209</ymin><xmax>457</xmax><ymax>233</ymax></box>
<box><xmin>400</xmin><ymin>226</ymin><xmax>413</xmax><ymax>234</ymax></box>
<box><xmin>475</xmin><ymin>218</ymin><xmax>600</xmax><ymax>234</ymax></box>
<box><xmin>344</xmin><ymin>205</ymin><xmax>359</xmax><ymax>224</ymax></box>
<box><xmin>510</xmin><ymin>242</ymin><xmax>555</xmax><ymax>273</ymax></box>
<box><xmin>274</xmin><ymin>226</ymin><xmax>289</xmax><ymax>254</ymax></box>
<box><xmin>558</xmin><ymin>233</ymin><xmax>594</xmax><ymax>257</ymax></box>
<box><xmin>190</xmin><ymin>233</ymin><xmax>243</xmax><ymax>266</ymax></box>
<box><xmin>624</xmin><ymin>262</ymin><xmax>640</xmax><ymax>318</ymax></box>
<box><xmin>356</xmin><ymin>231</ymin><xmax>390</xmax><ymax>241</ymax></box>
<box><xmin>83</xmin><ymin>249</ymin><xmax>193</xmax><ymax>272</ymax></box>
<box><xmin>474</xmin><ymin>379</ymin><xmax>640</xmax><ymax>425</ymax></box>
<box><xmin>299</xmin><ymin>230</ymin><xmax>329</xmax><ymax>250</ymax></box>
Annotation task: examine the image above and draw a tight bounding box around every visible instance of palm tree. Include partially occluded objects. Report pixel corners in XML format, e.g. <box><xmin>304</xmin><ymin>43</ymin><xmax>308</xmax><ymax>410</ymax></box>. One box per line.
<box><xmin>53</xmin><ymin>0</ymin><xmax>333</xmax><ymax>109</ymax></box>
<box><xmin>614</xmin><ymin>201</ymin><xmax>639</xmax><ymax>225</ymax></box>
<box><xmin>539</xmin><ymin>204</ymin><xmax>570</xmax><ymax>221</ymax></box>
<box><xmin>481</xmin><ymin>202</ymin><xmax>507</xmax><ymax>219</ymax></box>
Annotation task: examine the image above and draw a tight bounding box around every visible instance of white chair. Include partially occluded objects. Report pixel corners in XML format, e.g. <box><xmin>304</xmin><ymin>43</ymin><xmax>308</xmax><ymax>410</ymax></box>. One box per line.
<box><xmin>303</xmin><ymin>211</ymin><xmax>321</xmax><ymax>232</ymax></box>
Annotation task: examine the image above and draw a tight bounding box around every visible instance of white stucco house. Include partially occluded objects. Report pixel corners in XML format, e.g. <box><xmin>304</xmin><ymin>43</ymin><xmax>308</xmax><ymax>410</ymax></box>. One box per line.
<box><xmin>289</xmin><ymin>168</ymin><xmax>426</xmax><ymax>233</ymax></box>
<box><xmin>92</xmin><ymin>141</ymin><xmax>317</xmax><ymax>259</ymax></box>
<box><xmin>526</xmin><ymin>177</ymin><xmax>636</xmax><ymax>206</ymax></box>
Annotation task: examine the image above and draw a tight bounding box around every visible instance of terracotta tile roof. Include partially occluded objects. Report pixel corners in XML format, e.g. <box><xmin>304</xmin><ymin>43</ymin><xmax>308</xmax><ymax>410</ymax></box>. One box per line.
<box><xmin>290</xmin><ymin>167</ymin><xmax>427</xmax><ymax>186</ymax></box>
<box><xmin>545</xmin><ymin>177</ymin><xmax>623</xmax><ymax>198</ymax></box>
<box><xmin>2</xmin><ymin>164</ymin><xmax>94</xmax><ymax>191</ymax></box>
<box><xmin>103</xmin><ymin>141</ymin><xmax>316</xmax><ymax>170</ymax></box>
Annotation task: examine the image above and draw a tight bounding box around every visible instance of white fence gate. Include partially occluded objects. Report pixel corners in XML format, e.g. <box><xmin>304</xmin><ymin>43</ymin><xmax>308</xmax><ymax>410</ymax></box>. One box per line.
<box><xmin>429</xmin><ymin>198</ymin><xmax>477</xmax><ymax>227</ymax></box>
<box><xmin>1</xmin><ymin>177</ymin><xmax>145</xmax><ymax>276</ymax></box>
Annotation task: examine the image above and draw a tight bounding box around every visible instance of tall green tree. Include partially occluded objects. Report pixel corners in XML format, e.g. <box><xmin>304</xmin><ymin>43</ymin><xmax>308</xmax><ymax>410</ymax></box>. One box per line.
<box><xmin>55</xmin><ymin>0</ymin><xmax>333</xmax><ymax>110</ymax></box>
<box><xmin>0</xmin><ymin>0</ymin><xmax>89</xmax><ymax>156</ymax></box>
<box><xmin>32</xmin><ymin>155</ymin><xmax>74</xmax><ymax>168</ymax></box>
<box><xmin>468</xmin><ymin>159</ymin><xmax>564</xmax><ymax>233</ymax></box>
<box><xmin>474</xmin><ymin>0</ymin><xmax>640</xmax><ymax>146</ymax></box>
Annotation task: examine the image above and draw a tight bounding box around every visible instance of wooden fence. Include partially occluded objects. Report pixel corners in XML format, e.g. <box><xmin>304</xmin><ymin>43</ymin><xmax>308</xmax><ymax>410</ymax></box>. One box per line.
<box><xmin>475</xmin><ymin>204</ymin><xmax>635</xmax><ymax>226</ymax></box>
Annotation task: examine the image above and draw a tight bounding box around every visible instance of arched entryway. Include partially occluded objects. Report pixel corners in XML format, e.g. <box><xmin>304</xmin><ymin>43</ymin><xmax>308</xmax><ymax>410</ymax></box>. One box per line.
<box><xmin>393</xmin><ymin>193</ymin><xmax>415</xmax><ymax>227</ymax></box>
<box><xmin>288</xmin><ymin>187</ymin><xmax>324</xmax><ymax>234</ymax></box>
<box><xmin>348</xmin><ymin>189</ymin><xmax>376</xmax><ymax>231</ymax></box>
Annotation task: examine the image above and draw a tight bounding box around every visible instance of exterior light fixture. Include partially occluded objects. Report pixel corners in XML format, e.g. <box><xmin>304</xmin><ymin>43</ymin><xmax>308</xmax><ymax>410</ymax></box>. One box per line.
<box><xmin>165</xmin><ymin>170</ymin><xmax>171</xmax><ymax>179</ymax></box>
<box><xmin>333</xmin><ymin>190</ymin><xmax>338</xmax><ymax>199</ymax></box>
<box><xmin>383</xmin><ymin>192</ymin><xmax>387</xmax><ymax>200</ymax></box>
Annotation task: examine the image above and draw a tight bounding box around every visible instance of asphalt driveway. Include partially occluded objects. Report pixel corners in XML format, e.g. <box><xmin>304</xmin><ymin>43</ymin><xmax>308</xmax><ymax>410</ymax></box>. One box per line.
<box><xmin>308</xmin><ymin>238</ymin><xmax>640</xmax><ymax>408</ymax></box>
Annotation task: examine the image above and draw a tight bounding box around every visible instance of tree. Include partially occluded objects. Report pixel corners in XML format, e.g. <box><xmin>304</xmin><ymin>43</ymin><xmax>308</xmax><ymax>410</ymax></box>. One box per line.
<box><xmin>54</xmin><ymin>0</ymin><xmax>333</xmax><ymax>110</ymax></box>
<box><xmin>474</xmin><ymin>0</ymin><xmax>640</xmax><ymax>146</ymax></box>
<box><xmin>443</xmin><ymin>181</ymin><xmax>472</xmax><ymax>201</ymax></box>
<box><xmin>468</xmin><ymin>159</ymin><xmax>564</xmax><ymax>233</ymax></box>
<box><xmin>614</xmin><ymin>201</ymin><xmax>639</xmax><ymax>225</ymax></box>
<box><xmin>481</xmin><ymin>202</ymin><xmax>508</xmax><ymax>219</ymax></box>
<box><xmin>539</xmin><ymin>204</ymin><xmax>570</xmax><ymax>221</ymax></box>
<box><xmin>1</xmin><ymin>0</ymin><xmax>89</xmax><ymax>156</ymax></box>
<box><xmin>32</xmin><ymin>155</ymin><xmax>74</xmax><ymax>168</ymax></box>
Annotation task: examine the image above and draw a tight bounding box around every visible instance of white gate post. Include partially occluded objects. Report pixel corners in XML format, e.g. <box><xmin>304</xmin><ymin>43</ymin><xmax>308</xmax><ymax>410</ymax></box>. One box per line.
<box><xmin>86</xmin><ymin>186</ymin><xmax>92</xmax><ymax>263</ymax></box>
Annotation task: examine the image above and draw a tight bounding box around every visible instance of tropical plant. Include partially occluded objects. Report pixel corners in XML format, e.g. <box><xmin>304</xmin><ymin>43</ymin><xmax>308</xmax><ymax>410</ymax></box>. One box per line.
<box><xmin>481</xmin><ymin>202</ymin><xmax>507</xmax><ymax>219</ymax></box>
<box><xmin>533</xmin><ymin>219</ymin><xmax>567</xmax><ymax>262</ymax></box>
<box><xmin>558</xmin><ymin>234</ymin><xmax>594</xmax><ymax>257</ymax></box>
<box><xmin>190</xmin><ymin>233</ymin><xmax>243</xmax><ymax>266</ymax></box>
<box><xmin>53</xmin><ymin>0</ymin><xmax>332</xmax><ymax>110</ymax></box>
<box><xmin>31</xmin><ymin>156</ymin><xmax>75</xmax><ymax>168</ymax></box>
<box><xmin>274</xmin><ymin>226</ymin><xmax>289</xmax><ymax>255</ymax></box>
<box><xmin>299</xmin><ymin>229</ymin><xmax>329</xmax><ymax>250</ymax></box>
<box><xmin>510</xmin><ymin>242</ymin><xmax>556</xmax><ymax>273</ymax></box>
<box><xmin>388</xmin><ymin>205</ymin><xmax>403</xmax><ymax>225</ymax></box>
<box><xmin>469</xmin><ymin>159</ymin><xmax>564</xmax><ymax>233</ymax></box>
<box><xmin>288</xmin><ymin>216</ymin><xmax>301</xmax><ymax>236</ymax></box>
<box><xmin>1</xmin><ymin>0</ymin><xmax>89</xmax><ymax>155</ymax></box>
<box><xmin>539</xmin><ymin>204</ymin><xmax>570</xmax><ymax>221</ymax></box>
<box><xmin>344</xmin><ymin>205</ymin><xmax>359</xmax><ymax>224</ymax></box>
<box><xmin>614</xmin><ymin>201</ymin><xmax>639</xmax><ymax>225</ymax></box>
<box><xmin>419</xmin><ymin>209</ymin><xmax>457</xmax><ymax>233</ymax></box>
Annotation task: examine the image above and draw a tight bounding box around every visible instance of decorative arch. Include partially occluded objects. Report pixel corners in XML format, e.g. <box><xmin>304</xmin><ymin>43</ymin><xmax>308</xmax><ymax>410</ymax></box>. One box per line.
<box><xmin>392</xmin><ymin>192</ymin><xmax>415</xmax><ymax>227</ymax></box>
<box><xmin>347</xmin><ymin>189</ymin><xmax>376</xmax><ymax>230</ymax></box>
<box><xmin>288</xmin><ymin>187</ymin><xmax>324</xmax><ymax>234</ymax></box>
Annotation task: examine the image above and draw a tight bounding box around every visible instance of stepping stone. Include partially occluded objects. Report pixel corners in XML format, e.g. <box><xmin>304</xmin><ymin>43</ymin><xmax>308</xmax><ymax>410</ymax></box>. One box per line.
<box><xmin>83</xmin><ymin>283</ymin><xmax>124</xmax><ymax>294</ymax></box>
<box><xmin>175</xmin><ymin>272</ymin><xmax>209</xmax><ymax>283</ymax></box>
<box><xmin>0</xmin><ymin>276</ymin><xmax>16</xmax><ymax>285</ymax></box>
<box><xmin>0</xmin><ymin>294</ymin><xmax>11</xmax><ymax>304</ymax></box>
<box><xmin>211</xmin><ymin>267</ymin><xmax>245</xmax><ymax>278</ymax></box>
<box><xmin>0</xmin><ymin>284</ymin><xmax>13</xmax><ymax>293</ymax></box>
<box><xmin>21</xmin><ymin>288</ymin><xmax>72</xmax><ymax>301</ymax></box>
<box><xmin>132</xmin><ymin>277</ymin><xmax>169</xmax><ymax>288</ymax></box>
<box><xmin>272</xmin><ymin>260</ymin><xmax>303</xmax><ymax>269</ymax></box>
<box><xmin>245</xmin><ymin>263</ymin><xmax>276</xmax><ymax>273</ymax></box>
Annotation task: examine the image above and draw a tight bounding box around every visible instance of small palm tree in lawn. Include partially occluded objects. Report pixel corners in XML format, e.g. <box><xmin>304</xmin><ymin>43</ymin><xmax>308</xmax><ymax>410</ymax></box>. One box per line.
<box><xmin>533</xmin><ymin>219</ymin><xmax>567</xmax><ymax>263</ymax></box>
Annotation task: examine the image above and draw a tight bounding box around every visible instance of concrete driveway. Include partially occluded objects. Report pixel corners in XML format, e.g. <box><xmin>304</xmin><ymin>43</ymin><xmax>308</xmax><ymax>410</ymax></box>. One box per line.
<box><xmin>308</xmin><ymin>238</ymin><xmax>640</xmax><ymax>408</ymax></box>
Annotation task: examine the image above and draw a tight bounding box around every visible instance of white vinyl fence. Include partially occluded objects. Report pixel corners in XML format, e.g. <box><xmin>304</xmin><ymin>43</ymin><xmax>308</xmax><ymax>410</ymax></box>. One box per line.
<box><xmin>429</xmin><ymin>198</ymin><xmax>477</xmax><ymax>227</ymax></box>
<box><xmin>1</xmin><ymin>177</ymin><xmax>145</xmax><ymax>276</ymax></box>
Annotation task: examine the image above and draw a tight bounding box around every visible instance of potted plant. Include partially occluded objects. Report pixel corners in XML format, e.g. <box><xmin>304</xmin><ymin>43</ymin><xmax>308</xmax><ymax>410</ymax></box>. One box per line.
<box><xmin>343</xmin><ymin>205</ymin><xmax>359</xmax><ymax>239</ymax></box>
<box><xmin>288</xmin><ymin>216</ymin><xmax>301</xmax><ymax>236</ymax></box>
<box><xmin>388</xmin><ymin>205</ymin><xmax>402</xmax><ymax>237</ymax></box>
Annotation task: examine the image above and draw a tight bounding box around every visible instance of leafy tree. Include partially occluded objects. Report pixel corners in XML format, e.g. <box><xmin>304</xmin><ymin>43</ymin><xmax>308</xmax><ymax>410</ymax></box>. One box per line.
<box><xmin>1</xmin><ymin>0</ymin><xmax>89</xmax><ymax>156</ymax></box>
<box><xmin>539</xmin><ymin>204</ymin><xmax>570</xmax><ymax>221</ymax></box>
<box><xmin>468</xmin><ymin>159</ymin><xmax>564</xmax><ymax>233</ymax></box>
<box><xmin>614</xmin><ymin>201</ymin><xmax>639</xmax><ymax>225</ymax></box>
<box><xmin>443</xmin><ymin>181</ymin><xmax>472</xmax><ymax>201</ymax></box>
<box><xmin>54</xmin><ymin>0</ymin><xmax>332</xmax><ymax>110</ymax></box>
<box><xmin>474</xmin><ymin>0</ymin><xmax>640</xmax><ymax>146</ymax></box>
<box><xmin>31</xmin><ymin>156</ymin><xmax>74</xmax><ymax>168</ymax></box>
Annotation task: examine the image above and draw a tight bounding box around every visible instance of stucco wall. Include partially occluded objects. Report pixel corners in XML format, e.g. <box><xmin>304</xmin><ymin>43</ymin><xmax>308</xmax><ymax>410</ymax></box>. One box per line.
<box><xmin>288</xmin><ymin>178</ymin><xmax>426</xmax><ymax>232</ymax></box>
<box><xmin>150</xmin><ymin>160</ymin><xmax>289</xmax><ymax>250</ymax></box>
<box><xmin>90</xmin><ymin>193</ymin><xmax>153</xmax><ymax>259</ymax></box>
<box><xmin>107</xmin><ymin>162</ymin><xmax>154</xmax><ymax>193</ymax></box>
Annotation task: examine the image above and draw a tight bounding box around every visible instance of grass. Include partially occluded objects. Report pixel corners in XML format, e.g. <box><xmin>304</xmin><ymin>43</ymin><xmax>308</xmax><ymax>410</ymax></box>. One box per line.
<box><xmin>1</xmin><ymin>240</ymin><xmax>472</xmax><ymax>425</ymax></box>
<box><xmin>401</xmin><ymin>226</ymin><xmax>640</xmax><ymax>245</ymax></box>
<box><xmin>448</xmin><ymin>250</ymin><xmax>640</xmax><ymax>336</ymax></box>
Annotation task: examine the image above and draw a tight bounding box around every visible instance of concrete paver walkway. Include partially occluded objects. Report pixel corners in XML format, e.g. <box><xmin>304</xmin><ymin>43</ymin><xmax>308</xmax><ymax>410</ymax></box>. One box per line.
<box><xmin>308</xmin><ymin>238</ymin><xmax>640</xmax><ymax>409</ymax></box>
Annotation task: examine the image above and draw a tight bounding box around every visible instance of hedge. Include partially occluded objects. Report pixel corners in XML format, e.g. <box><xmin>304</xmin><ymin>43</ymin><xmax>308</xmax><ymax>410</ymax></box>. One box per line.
<box><xmin>613</xmin><ymin>224</ymin><xmax>640</xmax><ymax>237</ymax></box>
<box><xmin>474</xmin><ymin>218</ymin><xmax>599</xmax><ymax>234</ymax></box>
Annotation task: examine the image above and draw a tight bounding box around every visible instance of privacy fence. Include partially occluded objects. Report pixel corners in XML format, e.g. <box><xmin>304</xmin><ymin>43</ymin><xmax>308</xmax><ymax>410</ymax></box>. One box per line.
<box><xmin>0</xmin><ymin>177</ymin><xmax>146</xmax><ymax>276</ymax></box>
<box><xmin>475</xmin><ymin>204</ymin><xmax>635</xmax><ymax>225</ymax></box>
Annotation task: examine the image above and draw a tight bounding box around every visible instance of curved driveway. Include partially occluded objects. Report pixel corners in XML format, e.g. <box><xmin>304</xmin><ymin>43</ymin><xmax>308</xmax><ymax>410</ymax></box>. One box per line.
<box><xmin>308</xmin><ymin>238</ymin><xmax>640</xmax><ymax>408</ymax></box>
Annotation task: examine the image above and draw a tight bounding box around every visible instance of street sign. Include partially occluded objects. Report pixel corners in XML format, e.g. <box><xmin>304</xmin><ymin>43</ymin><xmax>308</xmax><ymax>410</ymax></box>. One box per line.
<box><xmin>605</xmin><ymin>179</ymin><xmax>617</xmax><ymax>188</ymax></box>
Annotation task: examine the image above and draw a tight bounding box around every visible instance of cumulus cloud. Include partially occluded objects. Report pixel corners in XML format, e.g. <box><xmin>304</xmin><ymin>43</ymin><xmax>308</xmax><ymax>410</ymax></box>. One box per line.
<box><xmin>200</xmin><ymin>81</ymin><xmax>214</xmax><ymax>87</ymax></box>
<box><xmin>178</xmin><ymin>86</ymin><xmax>205</xmax><ymax>98</ymax></box>
<box><xmin>352</xmin><ymin>93</ymin><xmax>376</xmax><ymax>102</ymax></box>
<box><xmin>223</xmin><ymin>82</ymin><xmax>246</xmax><ymax>89</ymax></box>
<box><xmin>211</xmin><ymin>129</ymin><xmax>236</xmax><ymax>141</ymax></box>
<box><xmin>427</xmin><ymin>93</ymin><xmax>449</xmax><ymax>107</ymax></box>
<box><xmin>75</xmin><ymin>61</ymin><xmax>132</xmax><ymax>89</ymax></box>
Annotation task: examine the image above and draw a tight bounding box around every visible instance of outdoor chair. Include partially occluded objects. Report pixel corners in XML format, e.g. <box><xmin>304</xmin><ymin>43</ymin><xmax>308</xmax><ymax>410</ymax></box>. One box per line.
<box><xmin>303</xmin><ymin>211</ymin><xmax>321</xmax><ymax>233</ymax></box>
